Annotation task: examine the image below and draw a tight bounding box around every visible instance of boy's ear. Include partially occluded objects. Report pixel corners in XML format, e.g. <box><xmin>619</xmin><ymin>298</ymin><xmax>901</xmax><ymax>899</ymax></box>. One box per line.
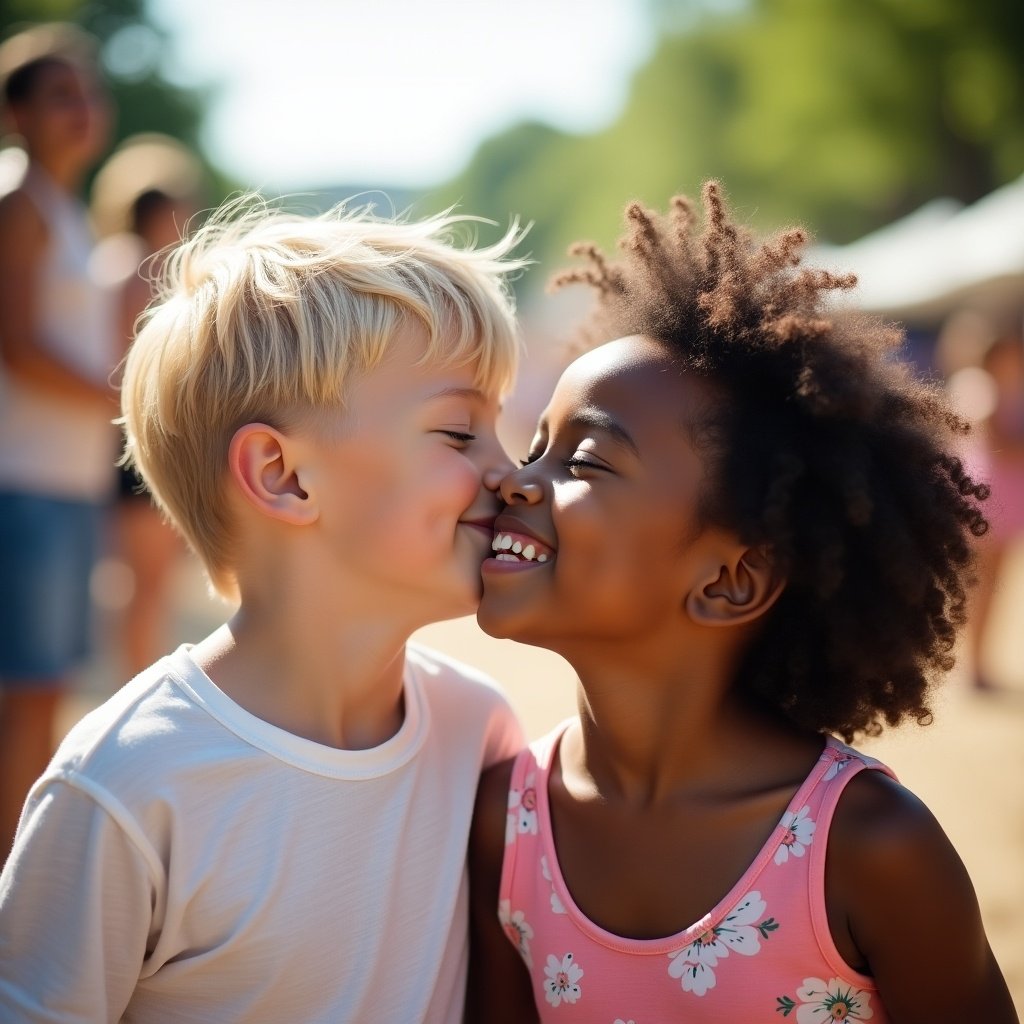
<box><xmin>685</xmin><ymin>545</ymin><xmax>785</xmax><ymax>627</ymax></box>
<box><xmin>228</xmin><ymin>423</ymin><xmax>318</xmax><ymax>526</ymax></box>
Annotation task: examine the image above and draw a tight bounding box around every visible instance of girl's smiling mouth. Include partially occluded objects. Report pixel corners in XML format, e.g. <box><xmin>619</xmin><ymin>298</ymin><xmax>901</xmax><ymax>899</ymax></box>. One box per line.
<box><xmin>485</xmin><ymin>515</ymin><xmax>557</xmax><ymax>569</ymax></box>
<box><xmin>490</xmin><ymin>531</ymin><xmax>552</xmax><ymax>563</ymax></box>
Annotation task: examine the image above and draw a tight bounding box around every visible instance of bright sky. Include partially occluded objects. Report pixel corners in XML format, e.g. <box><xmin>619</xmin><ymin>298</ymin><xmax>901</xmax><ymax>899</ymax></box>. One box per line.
<box><xmin>146</xmin><ymin>0</ymin><xmax>654</xmax><ymax>191</ymax></box>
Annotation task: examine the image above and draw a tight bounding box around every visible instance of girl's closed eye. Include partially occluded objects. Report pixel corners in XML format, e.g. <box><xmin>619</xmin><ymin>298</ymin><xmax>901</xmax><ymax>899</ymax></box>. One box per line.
<box><xmin>566</xmin><ymin>448</ymin><xmax>613</xmax><ymax>473</ymax></box>
<box><xmin>519</xmin><ymin>449</ymin><xmax>612</xmax><ymax>472</ymax></box>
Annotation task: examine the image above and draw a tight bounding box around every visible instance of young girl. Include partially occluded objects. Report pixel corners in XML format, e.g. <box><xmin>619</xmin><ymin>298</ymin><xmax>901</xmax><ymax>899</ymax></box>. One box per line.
<box><xmin>467</xmin><ymin>184</ymin><xmax>1018</xmax><ymax>1023</ymax></box>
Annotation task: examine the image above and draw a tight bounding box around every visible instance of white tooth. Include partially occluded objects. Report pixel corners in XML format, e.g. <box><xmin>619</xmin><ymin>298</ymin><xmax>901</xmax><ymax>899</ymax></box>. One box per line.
<box><xmin>511</xmin><ymin>541</ymin><xmax>523</xmax><ymax>554</ymax></box>
<box><xmin>500</xmin><ymin>535</ymin><xmax>513</xmax><ymax>550</ymax></box>
<box><xmin>538</xmin><ymin>553</ymin><xmax>548</xmax><ymax>563</ymax></box>
<box><xmin>523</xmin><ymin>544</ymin><xmax>536</xmax><ymax>560</ymax></box>
<box><xmin>491</xmin><ymin>536</ymin><xmax>500</xmax><ymax>551</ymax></box>
<box><xmin>496</xmin><ymin>553</ymin><xmax>518</xmax><ymax>561</ymax></box>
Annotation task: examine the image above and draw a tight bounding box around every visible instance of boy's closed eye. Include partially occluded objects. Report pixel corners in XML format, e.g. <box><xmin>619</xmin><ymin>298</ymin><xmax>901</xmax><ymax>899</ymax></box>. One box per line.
<box><xmin>437</xmin><ymin>429</ymin><xmax>478</xmax><ymax>445</ymax></box>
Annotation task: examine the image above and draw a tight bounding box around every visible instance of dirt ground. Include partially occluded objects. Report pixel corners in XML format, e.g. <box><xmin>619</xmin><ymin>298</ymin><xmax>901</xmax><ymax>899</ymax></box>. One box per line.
<box><xmin>66</xmin><ymin>541</ymin><xmax>1024</xmax><ymax>1012</ymax></box>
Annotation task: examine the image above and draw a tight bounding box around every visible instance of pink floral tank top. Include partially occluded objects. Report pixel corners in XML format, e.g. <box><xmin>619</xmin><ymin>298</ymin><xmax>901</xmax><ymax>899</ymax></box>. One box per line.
<box><xmin>499</xmin><ymin>722</ymin><xmax>895</xmax><ymax>1022</ymax></box>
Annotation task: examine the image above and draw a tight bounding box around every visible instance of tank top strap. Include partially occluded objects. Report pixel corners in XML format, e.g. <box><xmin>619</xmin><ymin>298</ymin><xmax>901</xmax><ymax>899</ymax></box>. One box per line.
<box><xmin>793</xmin><ymin>738</ymin><xmax>898</xmax><ymax>887</ymax></box>
<box><xmin>801</xmin><ymin>738</ymin><xmax>898</xmax><ymax>970</ymax></box>
<box><xmin>499</xmin><ymin>720</ymin><xmax>571</xmax><ymax>918</ymax></box>
<box><xmin>811</xmin><ymin>737</ymin><xmax>898</xmax><ymax>819</ymax></box>
<box><xmin>505</xmin><ymin>720</ymin><xmax>569</xmax><ymax>834</ymax></box>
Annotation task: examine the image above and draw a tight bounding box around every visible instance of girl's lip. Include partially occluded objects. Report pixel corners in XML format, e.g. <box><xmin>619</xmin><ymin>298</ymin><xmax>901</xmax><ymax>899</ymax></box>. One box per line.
<box><xmin>491</xmin><ymin>515</ymin><xmax>555</xmax><ymax>553</ymax></box>
<box><xmin>482</xmin><ymin>553</ymin><xmax>548</xmax><ymax>574</ymax></box>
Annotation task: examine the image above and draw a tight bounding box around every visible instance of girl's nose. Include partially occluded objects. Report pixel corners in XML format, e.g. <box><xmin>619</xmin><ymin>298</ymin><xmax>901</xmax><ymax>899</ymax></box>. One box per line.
<box><xmin>499</xmin><ymin>467</ymin><xmax>543</xmax><ymax>505</ymax></box>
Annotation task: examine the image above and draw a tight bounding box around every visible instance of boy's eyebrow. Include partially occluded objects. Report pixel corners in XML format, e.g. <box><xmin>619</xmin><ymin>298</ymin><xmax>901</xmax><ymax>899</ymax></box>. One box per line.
<box><xmin>567</xmin><ymin>408</ymin><xmax>640</xmax><ymax>458</ymax></box>
<box><xmin>426</xmin><ymin>386</ymin><xmax>489</xmax><ymax>404</ymax></box>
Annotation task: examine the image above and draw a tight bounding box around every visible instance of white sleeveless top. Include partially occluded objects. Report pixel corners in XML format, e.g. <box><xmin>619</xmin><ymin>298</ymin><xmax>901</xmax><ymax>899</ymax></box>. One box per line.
<box><xmin>0</xmin><ymin>161</ymin><xmax>116</xmax><ymax>500</ymax></box>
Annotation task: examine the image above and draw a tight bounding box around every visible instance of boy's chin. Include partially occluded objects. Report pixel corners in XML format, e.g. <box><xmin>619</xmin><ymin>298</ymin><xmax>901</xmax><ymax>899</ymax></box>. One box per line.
<box><xmin>423</xmin><ymin>582</ymin><xmax>481</xmax><ymax>625</ymax></box>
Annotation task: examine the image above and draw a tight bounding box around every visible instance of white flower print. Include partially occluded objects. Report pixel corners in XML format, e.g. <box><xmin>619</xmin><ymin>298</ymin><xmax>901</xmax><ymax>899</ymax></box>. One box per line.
<box><xmin>774</xmin><ymin>805</ymin><xmax>816</xmax><ymax>865</ymax></box>
<box><xmin>779</xmin><ymin>976</ymin><xmax>874</xmax><ymax>1022</ymax></box>
<box><xmin>543</xmin><ymin>952</ymin><xmax>583</xmax><ymax>1006</ymax></box>
<box><xmin>667</xmin><ymin>951</ymin><xmax>718</xmax><ymax>996</ymax></box>
<box><xmin>823</xmin><ymin>754</ymin><xmax>854</xmax><ymax>781</ymax></box>
<box><xmin>667</xmin><ymin>892</ymin><xmax>778</xmax><ymax>996</ymax></box>
<box><xmin>506</xmin><ymin>771</ymin><xmax>539</xmax><ymax>843</ymax></box>
<box><xmin>498</xmin><ymin>900</ymin><xmax>534</xmax><ymax>968</ymax></box>
<box><xmin>541</xmin><ymin>855</ymin><xmax>566</xmax><ymax>914</ymax></box>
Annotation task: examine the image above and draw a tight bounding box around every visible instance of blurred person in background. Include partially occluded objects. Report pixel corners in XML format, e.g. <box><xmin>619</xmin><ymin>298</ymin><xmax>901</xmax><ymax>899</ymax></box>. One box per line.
<box><xmin>965</xmin><ymin>328</ymin><xmax>1024</xmax><ymax>692</ymax></box>
<box><xmin>0</xmin><ymin>23</ymin><xmax>115</xmax><ymax>861</ymax></box>
<box><xmin>90</xmin><ymin>134</ymin><xmax>206</xmax><ymax>678</ymax></box>
<box><xmin>939</xmin><ymin>312</ymin><xmax>1024</xmax><ymax>692</ymax></box>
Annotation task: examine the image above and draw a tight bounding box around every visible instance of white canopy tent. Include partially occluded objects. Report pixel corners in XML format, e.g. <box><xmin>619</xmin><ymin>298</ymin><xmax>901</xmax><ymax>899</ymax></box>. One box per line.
<box><xmin>811</xmin><ymin>175</ymin><xmax>1024</xmax><ymax>325</ymax></box>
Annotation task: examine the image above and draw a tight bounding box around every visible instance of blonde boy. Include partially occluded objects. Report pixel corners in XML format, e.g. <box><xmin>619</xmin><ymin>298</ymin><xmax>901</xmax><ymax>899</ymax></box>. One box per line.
<box><xmin>0</xmin><ymin>202</ymin><xmax>527</xmax><ymax>1022</ymax></box>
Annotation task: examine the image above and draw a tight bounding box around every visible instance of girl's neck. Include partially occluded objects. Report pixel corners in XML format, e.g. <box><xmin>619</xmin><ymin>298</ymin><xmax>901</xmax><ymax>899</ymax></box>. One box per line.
<box><xmin>561</xmin><ymin>641</ymin><xmax>813</xmax><ymax>807</ymax></box>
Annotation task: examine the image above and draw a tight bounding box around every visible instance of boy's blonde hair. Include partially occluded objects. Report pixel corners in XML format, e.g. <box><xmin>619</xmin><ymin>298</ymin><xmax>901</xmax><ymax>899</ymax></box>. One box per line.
<box><xmin>121</xmin><ymin>198</ymin><xmax>526</xmax><ymax>599</ymax></box>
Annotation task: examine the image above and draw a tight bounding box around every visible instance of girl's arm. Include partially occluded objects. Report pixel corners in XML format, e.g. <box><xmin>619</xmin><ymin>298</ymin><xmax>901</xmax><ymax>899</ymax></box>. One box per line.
<box><xmin>830</xmin><ymin>771</ymin><xmax>1018</xmax><ymax>1023</ymax></box>
<box><xmin>465</xmin><ymin>758</ymin><xmax>539</xmax><ymax>1024</ymax></box>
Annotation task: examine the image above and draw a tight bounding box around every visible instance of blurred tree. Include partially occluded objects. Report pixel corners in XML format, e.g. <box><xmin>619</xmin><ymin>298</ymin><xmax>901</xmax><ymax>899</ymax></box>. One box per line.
<box><xmin>433</xmin><ymin>0</ymin><xmax>1024</xmax><ymax>286</ymax></box>
<box><xmin>0</xmin><ymin>0</ymin><xmax>233</xmax><ymax>200</ymax></box>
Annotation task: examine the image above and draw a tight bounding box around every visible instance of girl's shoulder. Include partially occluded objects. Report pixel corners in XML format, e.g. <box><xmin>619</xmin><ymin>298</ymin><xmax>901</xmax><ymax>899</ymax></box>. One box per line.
<box><xmin>829</xmin><ymin>756</ymin><xmax>950</xmax><ymax>880</ymax></box>
<box><xmin>825</xmin><ymin>751</ymin><xmax>1014</xmax><ymax>1017</ymax></box>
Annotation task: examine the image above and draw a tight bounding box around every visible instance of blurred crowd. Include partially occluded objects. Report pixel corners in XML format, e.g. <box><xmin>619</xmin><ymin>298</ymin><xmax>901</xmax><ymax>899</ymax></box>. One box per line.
<box><xmin>0</xmin><ymin>23</ymin><xmax>206</xmax><ymax>853</ymax></box>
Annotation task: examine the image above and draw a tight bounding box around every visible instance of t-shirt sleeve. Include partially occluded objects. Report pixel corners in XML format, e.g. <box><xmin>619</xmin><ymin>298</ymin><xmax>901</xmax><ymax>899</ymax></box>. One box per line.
<box><xmin>0</xmin><ymin>774</ymin><xmax>156</xmax><ymax>1022</ymax></box>
<box><xmin>406</xmin><ymin>643</ymin><xmax>526</xmax><ymax>769</ymax></box>
<box><xmin>481</xmin><ymin>691</ymin><xmax>526</xmax><ymax>769</ymax></box>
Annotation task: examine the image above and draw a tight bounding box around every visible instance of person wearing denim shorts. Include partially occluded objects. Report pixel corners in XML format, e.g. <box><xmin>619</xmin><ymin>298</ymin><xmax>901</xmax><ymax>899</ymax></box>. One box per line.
<box><xmin>0</xmin><ymin>23</ymin><xmax>115</xmax><ymax>860</ymax></box>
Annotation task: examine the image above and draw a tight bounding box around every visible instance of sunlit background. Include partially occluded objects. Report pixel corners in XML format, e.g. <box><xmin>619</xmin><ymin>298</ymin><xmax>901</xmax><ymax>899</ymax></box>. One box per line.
<box><xmin>2</xmin><ymin>0</ymin><xmax>1023</xmax><ymax>1007</ymax></box>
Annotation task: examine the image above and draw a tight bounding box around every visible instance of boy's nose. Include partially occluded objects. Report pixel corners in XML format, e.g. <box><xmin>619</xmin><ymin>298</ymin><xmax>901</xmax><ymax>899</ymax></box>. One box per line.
<box><xmin>482</xmin><ymin>447</ymin><xmax>516</xmax><ymax>491</ymax></box>
<box><xmin>482</xmin><ymin>464</ymin><xmax>509</xmax><ymax>491</ymax></box>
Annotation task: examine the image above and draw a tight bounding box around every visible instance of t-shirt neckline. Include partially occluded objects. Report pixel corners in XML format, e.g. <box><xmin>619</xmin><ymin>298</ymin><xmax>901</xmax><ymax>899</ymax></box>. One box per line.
<box><xmin>163</xmin><ymin>644</ymin><xmax>429</xmax><ymax>780</ymax></box>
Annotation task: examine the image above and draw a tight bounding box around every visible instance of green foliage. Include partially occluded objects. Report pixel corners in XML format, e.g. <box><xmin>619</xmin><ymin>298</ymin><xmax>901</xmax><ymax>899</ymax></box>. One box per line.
<box><xmin>432</xmin><ymin>0</ymin><xmax>1024</xmax><ymax>289</ymax></box>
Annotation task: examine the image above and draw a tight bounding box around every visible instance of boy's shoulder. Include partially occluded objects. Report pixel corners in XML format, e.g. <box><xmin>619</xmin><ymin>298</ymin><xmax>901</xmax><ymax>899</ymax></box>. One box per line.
<box><xmin>47</xmin><ymin>647</ymin><xmax>227</xmax><ymax>792</ymax></box>
<box><xmin>405</xmin><ymin>640</ymin><xmax>507</xmax><ymax>702</ymax></box>
<box><xmin>405</xmin><ymin>642</ymin><xmax>524</xmax><ymax>761</ymax></box>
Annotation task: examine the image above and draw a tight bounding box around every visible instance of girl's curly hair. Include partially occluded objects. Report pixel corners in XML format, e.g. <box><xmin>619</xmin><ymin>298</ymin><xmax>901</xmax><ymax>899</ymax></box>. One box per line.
<box><xmin>552</xmin><ymin>182</ymin><xmax>988</xmax><ymax>740</ymax></box>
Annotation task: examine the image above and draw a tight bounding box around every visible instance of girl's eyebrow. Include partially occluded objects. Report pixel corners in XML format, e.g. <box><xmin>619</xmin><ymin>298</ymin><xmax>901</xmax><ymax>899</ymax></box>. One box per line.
<box><xmin>566</xmin><ymin>407</ymin><xmax>640</xmax><ymax>458</ymax></box>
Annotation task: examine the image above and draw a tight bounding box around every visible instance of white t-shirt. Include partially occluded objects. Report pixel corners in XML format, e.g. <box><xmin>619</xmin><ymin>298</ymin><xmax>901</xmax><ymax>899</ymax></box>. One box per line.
<box><xmin>0</xmin><ymin>162</ymin><xmax>116</xmax><ymax>501</ymax></box>
<box><xmin>0</xmin><ymin>643</ymin><xmax>524</xmax><ymax>1022</ymax></box>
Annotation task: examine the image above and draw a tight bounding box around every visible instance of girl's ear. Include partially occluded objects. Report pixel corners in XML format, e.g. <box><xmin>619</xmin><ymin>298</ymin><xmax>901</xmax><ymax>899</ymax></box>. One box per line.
<box><xmin>685</xmin><ymin>545</ymin><xmax>785</xmax><ymax>627</ymax></box>
<box><xmin>227</xmin><ymin>423</ymin><xmax>318</xmax><ymax>526</ymax></box>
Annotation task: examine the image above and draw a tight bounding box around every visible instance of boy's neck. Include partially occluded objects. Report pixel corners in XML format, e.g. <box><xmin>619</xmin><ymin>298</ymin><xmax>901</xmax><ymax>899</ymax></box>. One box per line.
<box><xmin>190</xmin><ymin>599</ymin><xmax>411</xmax><ymax>751</ymax></box>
